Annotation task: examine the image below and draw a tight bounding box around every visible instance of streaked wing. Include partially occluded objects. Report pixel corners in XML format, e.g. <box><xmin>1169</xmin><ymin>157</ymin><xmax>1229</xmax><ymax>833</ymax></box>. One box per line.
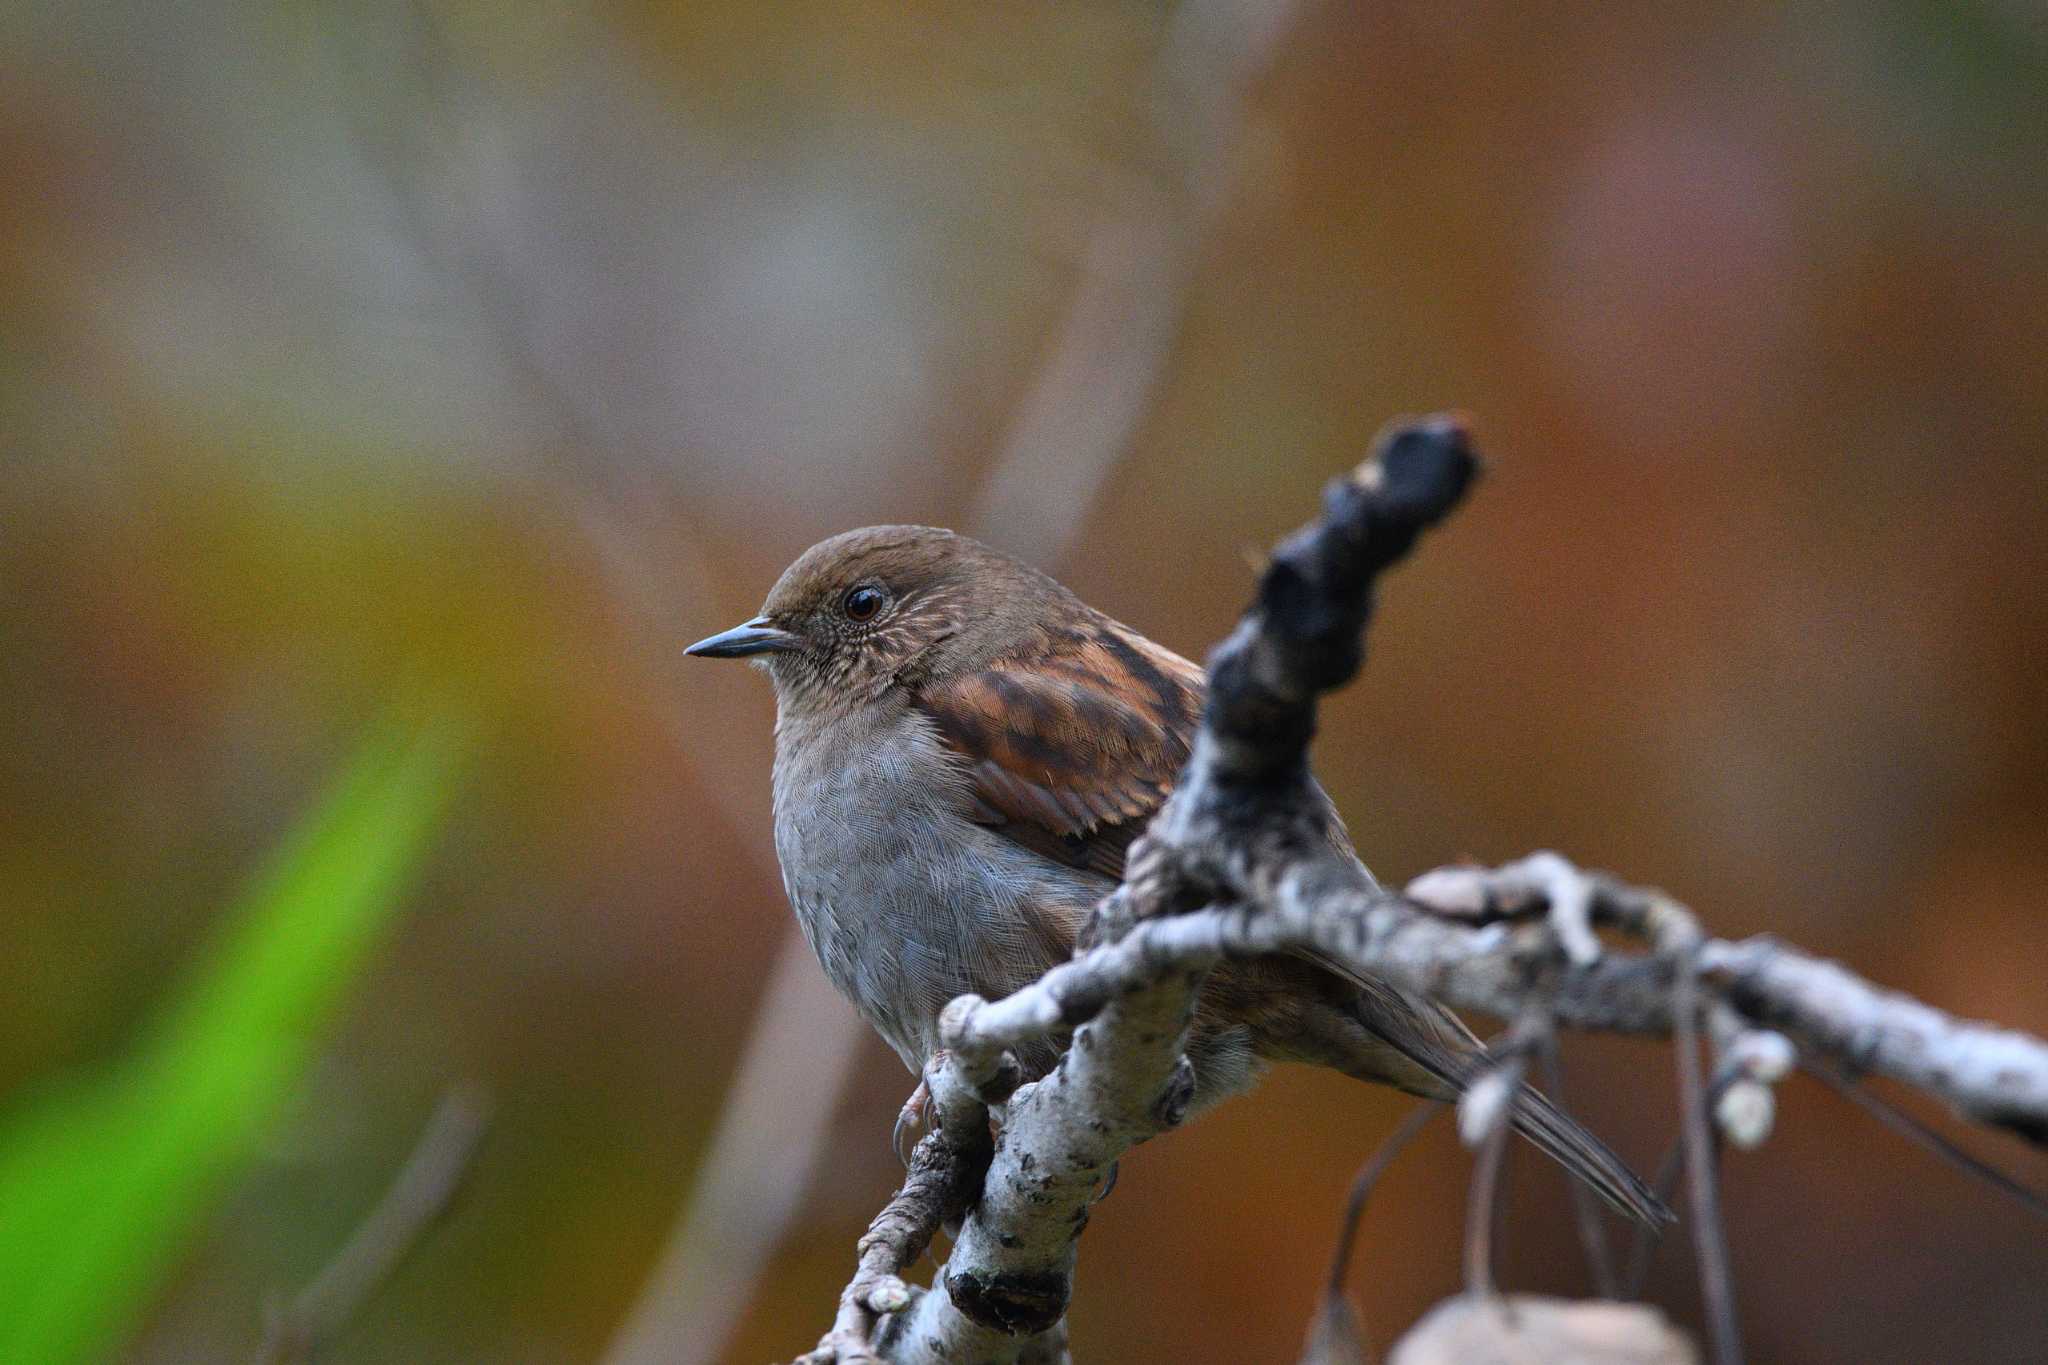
<box><xmin>910</xmin><ymin>617</ymin><xmax>1204</xmax><ymax>882</ymax></box>
<box><xmin>912</xmin><ymin>613</ymin><xmax>1372</xmax><ymax>886</ymax></box>
<box><xmin>912</xmin><ymin>612</ymin><xmax>1419</xmax><ymax>1034</ymax></box>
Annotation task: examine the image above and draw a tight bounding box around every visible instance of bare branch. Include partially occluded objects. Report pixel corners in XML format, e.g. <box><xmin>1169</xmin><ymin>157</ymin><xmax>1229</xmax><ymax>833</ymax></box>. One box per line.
<box><xmin>880</xmin><ymin>876</ymin><xmax>2048</xmax><ymax>1146</ymax></box>
<box><xmin>1461</xmin><ymin>1012</ymin><xmax>1545</xmax><ymax>1302</ymax></box>
<box><xmin>795</xmin><ymin>1120</ymin><xmax>993</xmax><ymax>1365</ymax></box>
<box><xmin>1703</xmin><ymin>936</ymin><xmax>2048</xmax><ymax>1144</ymax></box>
<box><xmin>886</xmin><ymin>888</ymin><xmax>1209</xmax><ymax>1358</ymax></box>
<box><xmin>1672</xmin><ymin>949</ymin><xmax>1741</xmax><ymax>1365</ymax></box>
<box><xmin>1463</xmin><ymin>1075</ymin><xmax>1516</xmax><ymax>1301</ymax></box>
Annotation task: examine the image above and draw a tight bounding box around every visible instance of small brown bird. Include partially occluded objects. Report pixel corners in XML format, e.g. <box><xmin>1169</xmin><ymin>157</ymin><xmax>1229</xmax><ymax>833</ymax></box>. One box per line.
<box><xmin>689</xmin><ymin>525</ymin><xmax>1667</xmax><ymax>1225</ymax></box>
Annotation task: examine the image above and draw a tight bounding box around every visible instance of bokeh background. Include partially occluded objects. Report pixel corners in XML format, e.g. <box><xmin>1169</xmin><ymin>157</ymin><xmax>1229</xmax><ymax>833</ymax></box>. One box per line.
<box><xmin>5</xmin><ymin>1</ymin><xmax>2047</xmax><ymax>1361</ymax></box>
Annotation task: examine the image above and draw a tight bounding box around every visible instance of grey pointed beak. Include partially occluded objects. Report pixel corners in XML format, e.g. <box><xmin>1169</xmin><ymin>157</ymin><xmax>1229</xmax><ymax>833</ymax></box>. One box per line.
<box><xmin>685</xmin><ymin>616</ymin><xmax>799</xmax><ymax>659</ymax></box>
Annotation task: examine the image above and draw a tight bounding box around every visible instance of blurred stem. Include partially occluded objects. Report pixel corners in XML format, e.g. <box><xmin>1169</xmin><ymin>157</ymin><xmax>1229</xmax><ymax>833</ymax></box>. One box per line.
<box><xmin>604</xmin><ymin>941</ymin><xmax>867</xmax><ymax>1365</ymax></box>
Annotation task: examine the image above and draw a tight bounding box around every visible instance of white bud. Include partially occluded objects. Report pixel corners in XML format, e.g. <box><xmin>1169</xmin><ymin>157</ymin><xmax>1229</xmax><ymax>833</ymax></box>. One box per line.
<box><xmin>1715</xmin><ymin>1079</ymin><xmax>1775</xmax><ymax>1149</ymax></box>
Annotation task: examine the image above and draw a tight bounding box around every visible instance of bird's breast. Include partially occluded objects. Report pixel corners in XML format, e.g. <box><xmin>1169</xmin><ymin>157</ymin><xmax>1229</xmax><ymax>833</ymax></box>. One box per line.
<box><xmin>770</xmin><ymin>702</ymin><xmax>1097</xmax><ymax>1070</ymax></box>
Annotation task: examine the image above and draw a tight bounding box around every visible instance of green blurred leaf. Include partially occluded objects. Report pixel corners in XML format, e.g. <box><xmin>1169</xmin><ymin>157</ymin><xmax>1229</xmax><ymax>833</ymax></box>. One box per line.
<box><xmin>0</xmin><ymin>711</ymin><xmax>468</xmax><ymax>1365</ymax></box>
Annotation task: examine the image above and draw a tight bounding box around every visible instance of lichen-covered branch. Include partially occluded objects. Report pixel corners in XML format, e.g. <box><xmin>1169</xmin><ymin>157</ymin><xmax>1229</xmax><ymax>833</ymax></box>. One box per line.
<box><xmin>794</xmin><ymin>1121</ymin><xmax>992</xmax><ymax>1365</ymax></box>
<box><xmin>793</xmin><ymin>416</ymin><xmax>2048</xmax><ymax>1364</ymax></box>
<box><xmin>1703</xmin><ymin>936</ymin><xmax>2048</xmax><ymax>1142</ymax></box>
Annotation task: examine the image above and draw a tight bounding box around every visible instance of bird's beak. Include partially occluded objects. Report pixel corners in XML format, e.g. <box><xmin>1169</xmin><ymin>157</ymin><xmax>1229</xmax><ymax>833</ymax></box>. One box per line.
<box><xmin>685</xmin><ymin>616</ymin><xmax>800</xmax><ymax>659</ymax></box>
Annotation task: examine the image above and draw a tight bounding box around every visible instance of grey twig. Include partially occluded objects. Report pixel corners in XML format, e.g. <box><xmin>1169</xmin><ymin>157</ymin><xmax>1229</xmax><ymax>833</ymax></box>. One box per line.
<box><xmin>1307</xmin><ymin>1100</ymin><xmax>1442</xmax><ymax>1365</ymax></box>
<box><xmin>1461</xmin><ymin>1013</ymin><xmax>1544</xmax><ymax>1302</ymax></box>
<box><xmin>1672</xmin><ymin>947</ymin><xmax>1741</xmax><ymax>1365</ymax></box>
<box><xmin>1326</xmin><ymin>1100</ymin><xmax>1445</xmax><ymax>1299</ymax></box>
<box><xmin>253</xmin><ymin>1084</ymin><xmax>491</xmax><ymax>1365</ymax></box>
<box><xmin>1703</xmin><ymin>935</ymin><xmax>2048</xmax><ymax>1144</ymax></box>
<box><xmin>794</xmin><ymin>1121</ymin><xmax>994</xmax><ymax>1365</ymax></box>
<box><xmin>1621</xmin><ymin>1069</ymin><xmax>1741</xmax><ymax>1303</ymax></box>
<box><xmin>1462</xmin><ymin>1075</ymin><xmax>1517</xmax><ymax>1302</ymax></box>
<box><xmin>1802</xmin><ymin>1059</ymin><xmax>2048</xmax><ymax>1219</ymax></box>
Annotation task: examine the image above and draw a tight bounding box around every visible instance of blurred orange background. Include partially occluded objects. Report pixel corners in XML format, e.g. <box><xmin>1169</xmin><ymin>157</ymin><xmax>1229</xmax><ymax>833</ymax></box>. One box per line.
<box><xmin>4</xmin><ymin>1</ymin><xmax>2046</xmax><ymax>1361</ymax></box>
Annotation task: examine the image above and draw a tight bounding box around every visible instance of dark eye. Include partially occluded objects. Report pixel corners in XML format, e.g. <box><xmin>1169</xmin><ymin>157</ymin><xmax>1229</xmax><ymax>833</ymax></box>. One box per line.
<box><xmin>841</xmin><ymin>584</ymin><xmax>885</xmax><ymax>622</ymax></box>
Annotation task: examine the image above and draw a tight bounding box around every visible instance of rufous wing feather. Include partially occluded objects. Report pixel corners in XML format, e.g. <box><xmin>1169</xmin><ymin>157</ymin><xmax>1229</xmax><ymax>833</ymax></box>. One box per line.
<box><xmin>911</xmin><ymin>617</ymin><xmax>1204</xmax><ymax>881</ymax></box>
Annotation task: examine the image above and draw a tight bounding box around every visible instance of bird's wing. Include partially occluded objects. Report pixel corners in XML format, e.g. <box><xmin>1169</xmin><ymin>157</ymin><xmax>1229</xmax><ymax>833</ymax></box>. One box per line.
<box><xmin>910</xmin><ymin>617</ymin><xmax>1204</xmax><ymax>882</ymax></box>
<box><xmin>911</xmin><ymin>612</ymin><xmax>1409</xmax><ymax>991</ymax></box>
<box><xmin>910</xmin><ymin>609</ymin><xmax>1448</xmax><ymax>1023</ymax></box>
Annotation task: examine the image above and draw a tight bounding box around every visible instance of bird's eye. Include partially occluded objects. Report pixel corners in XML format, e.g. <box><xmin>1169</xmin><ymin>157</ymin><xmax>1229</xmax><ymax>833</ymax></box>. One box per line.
<box><xmin>842</xmin><ymin>584</ymin><xmax>885</xmax><ymax>622</ymax></box>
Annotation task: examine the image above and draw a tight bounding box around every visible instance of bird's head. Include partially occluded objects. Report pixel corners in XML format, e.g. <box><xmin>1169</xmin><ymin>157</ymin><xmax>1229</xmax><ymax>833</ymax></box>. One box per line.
<box><xmin>686</xmin><ymin>525</ymin><xmax>1070</xmax><ymax>712</ymax></box>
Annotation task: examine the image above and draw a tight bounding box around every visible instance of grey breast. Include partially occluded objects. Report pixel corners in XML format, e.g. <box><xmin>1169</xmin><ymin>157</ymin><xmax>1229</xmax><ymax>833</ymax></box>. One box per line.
<box><xmin>771</xmin><ymin>699</ymin><xmax>1097</xmax><ymax>1072</ymax></box>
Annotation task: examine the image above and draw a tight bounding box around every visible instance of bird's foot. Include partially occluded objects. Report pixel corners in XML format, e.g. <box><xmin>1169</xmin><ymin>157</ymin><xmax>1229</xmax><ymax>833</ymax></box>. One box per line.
<box><xmin>893</xmin><ymin>1071</ymin><xmax>937</xmax><ymax>1167</ymax></box>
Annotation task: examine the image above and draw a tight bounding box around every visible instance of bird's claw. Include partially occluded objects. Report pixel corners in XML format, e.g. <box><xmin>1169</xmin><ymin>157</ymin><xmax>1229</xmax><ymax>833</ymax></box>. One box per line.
<box><xmin>893</xmin><ymin>1075</ymin><xmax>935</xmax><ymax>1167</ymax></box>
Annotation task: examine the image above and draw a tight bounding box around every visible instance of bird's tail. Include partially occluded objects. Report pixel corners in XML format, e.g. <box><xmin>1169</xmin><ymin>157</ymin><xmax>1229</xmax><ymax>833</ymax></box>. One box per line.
<box><xmin>1335</xmin><ymin>980</ymin><xmax>1674</xmax><ymax>1228</ymax></box>
<box><xmin>1505</xmin><ymin>1083</ymin><xmax>1674</xmax><ymax>1229</ymax></box>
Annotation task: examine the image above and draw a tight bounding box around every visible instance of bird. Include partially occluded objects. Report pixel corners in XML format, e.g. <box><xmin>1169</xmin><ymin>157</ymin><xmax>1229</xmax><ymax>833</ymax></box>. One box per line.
<box><xmin>687</xmin><ymin>523</ymin><xmax>1669</xmax><ymax>1226</ymax></box>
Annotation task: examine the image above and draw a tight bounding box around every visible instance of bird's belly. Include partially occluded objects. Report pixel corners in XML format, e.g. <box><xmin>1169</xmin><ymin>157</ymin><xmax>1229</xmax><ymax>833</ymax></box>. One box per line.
<box><xmin>772</xmin><ymin>714</ymin><xmax>1094</xmax><ymax>1071</ymax></box>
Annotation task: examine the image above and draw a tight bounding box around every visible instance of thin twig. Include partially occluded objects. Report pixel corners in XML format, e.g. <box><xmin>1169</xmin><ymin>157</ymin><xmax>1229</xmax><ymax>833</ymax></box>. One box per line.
<box><xmin>1803</xmin><ymin>1060</ymin><xmax>2048</xmax><ymax>1219</ymax></box>
<box><xmin>1621</xmin><ymin>1135</ymin><xmax>1688</xmax><ymax>1301</ymax></box>
<box><xmin>1673</xmin><ymin>953</ymin><xmax>1741</xmax><ymax>1365</ymax></box>
<box><xmin>1463</xmin><ymin>1054</ymin><xmax>1526</xmax><ymax>1300</ymax></box>
<box><xmin>254</xmin><ymin>1084</ymin><xmax>491</xmax><ymax>1365</ymax></box>
<box><xmin>1325</xmin><ymin>1100</ymin><xmax>1444</xmax><ymax>1296</ymax></box>
<box><xmin>319</xmin><ymin>18</ymin><xmax>875</xmax><ymax>1360</ymax></box>
<box><xmin>1537</xmin><ymin>1038</ymin><xmax>1621</xmax><ymax>1298</ymax></box>
<box><xmin>1621</xmin><ymin>1071</ymin><xmax>1738</xmax><ymax>1301</ymax></box>
<box><xmin>1463</xmin><ymin>1104</ymin><xmax>1516</xmax><ymax>1301</ymax></box>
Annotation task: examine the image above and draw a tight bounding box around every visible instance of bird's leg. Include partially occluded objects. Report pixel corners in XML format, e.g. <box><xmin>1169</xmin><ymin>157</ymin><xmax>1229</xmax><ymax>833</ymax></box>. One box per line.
<box><xmin>892</xmin><ymin>1060</ymin><xmax>941</xmax><ymax>1167</ymax></box>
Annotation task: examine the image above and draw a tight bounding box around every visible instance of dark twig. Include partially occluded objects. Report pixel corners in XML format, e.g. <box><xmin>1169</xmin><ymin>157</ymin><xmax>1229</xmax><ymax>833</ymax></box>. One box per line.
<box><xmin>1673</xmin><ymin>954</ymin><xmax>1741</xmax><ymax>1365</ymax></box>
<box><xmin>1307</xmin><ymin>1101</ymin><xmax>1441</xmax><ymax>1365</ymax></box>
<box><xmin>253</xmin><ymin>1084</ymin><xmax>491</xmax><ymax>1365</ymax></box>
<box><xmin>1174</xmin><ymin>415</ymin><xmax>1478</xmax><ymax>802</ymax></box>
<box><xmin>1325</xmin><ymin>1100</ymin><xmax>1445</xmax><ymax>1297</ymax></box>
<box><xmin>1622</xmin><ymin>1135</ymin><xmax>1689</xmax><ymax>1302</ymax></box>
<box><xmin>1803</xmin><ymin>1060</ymin><xmax>2048</xmax><ymax>1220</ymax></box>
<box><xmin>1538</xmin><ymin>1038</ymin><xmax>1621</xmax><ymax>1298</ymax></box>
<box><xmin>1621</xmin><ymin>1070</ymin><xmax>1739</xmax><ymax>1302</ymax></box>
